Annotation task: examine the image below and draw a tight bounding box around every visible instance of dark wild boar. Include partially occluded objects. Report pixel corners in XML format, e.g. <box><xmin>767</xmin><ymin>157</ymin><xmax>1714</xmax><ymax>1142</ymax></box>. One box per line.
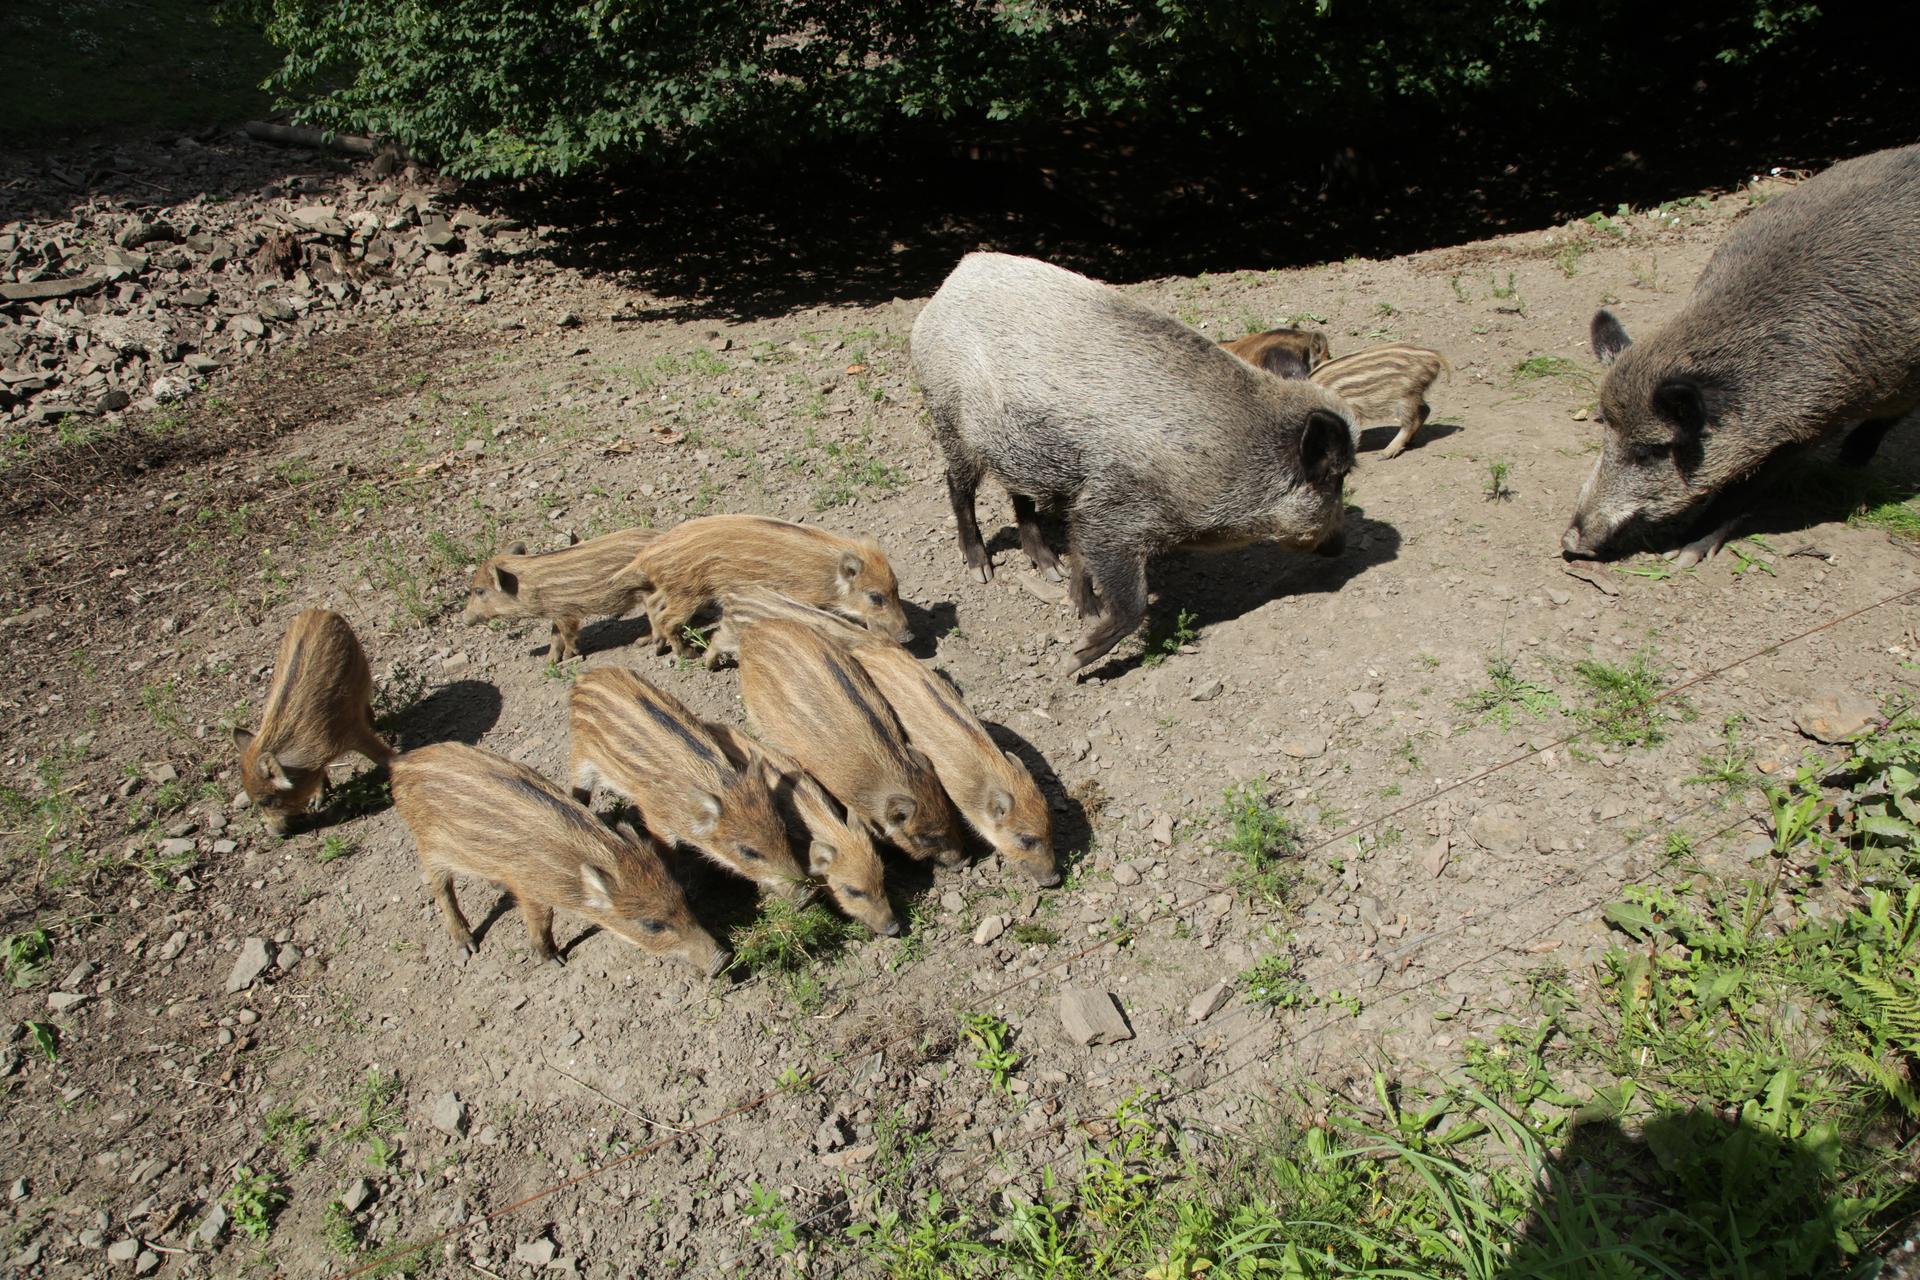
<box><xmin>232</xmin><ymin>609</ymin><xmax>393</xmax><ymax>836</ymax></box>
<box><xmin>390</xmin><ymin>743</ymin><xmax>728</xmax><ymax>975</ymax></box>
<box><xmin>912</xmin><ymin>252</ymin><xmax>1356</xmax><ymax>674</ymax></box>
<box><xmin>1563</xmin><ymin>143</ymin><xmax>1920</xmax><ymax>566</ymax></box>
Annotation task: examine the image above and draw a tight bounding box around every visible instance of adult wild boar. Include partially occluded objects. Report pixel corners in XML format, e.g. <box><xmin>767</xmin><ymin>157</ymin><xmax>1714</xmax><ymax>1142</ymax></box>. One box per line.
<box><xmin>912</xmin><ymin>252</ymin><xmax>1356</xmax><ymax>675</ymax></box>
<box><xmin>1563</xmin><ymin>144</ymin><xmax>1920</xmax><ymax>566</ymax></box>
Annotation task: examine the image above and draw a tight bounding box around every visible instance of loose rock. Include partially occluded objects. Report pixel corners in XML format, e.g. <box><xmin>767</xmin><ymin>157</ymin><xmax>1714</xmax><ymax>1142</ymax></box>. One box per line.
<box><xmin>432</xmin><ymin>1091</ymin><xmax>467</xmax><ymax>1137</ymax></box>
<box><xmin>1467</xmin><ymin>803</ymin><xmax>1527</xmax><ymax>855</ymax></box>
<box><xmin>1793</xmin><ymin>691</ymin><xmax>1877</xmax><ymax>743</ymax></box>
<box><xmin>1059</xmin><ymin>990</ymin><xmax>1133</xmax><ymax>1046</ymax></box>
<box><xmin>224</xmin><ymin>937</ymin><xmax>272</xmax><ymax>993</ymax></box>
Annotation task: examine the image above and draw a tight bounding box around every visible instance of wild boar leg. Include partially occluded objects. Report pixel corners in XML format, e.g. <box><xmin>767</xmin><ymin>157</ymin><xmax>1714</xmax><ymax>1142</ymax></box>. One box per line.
<box><xmin>1380</xmin><ymin>399</ymin><xmax>1430</xmax><ymax>459</ymax></box>
<box><xmin>352</xmin><ymin>706</ymin><xmax>396</xmax><ymax>765</ymax></box>
<box><xmin>426</xmin><ymin>867</ymin><xmax>476</xmax><ymax>954</ymax></box>
<box><xmin>1066</xmin><ymin>531</ymin><xmax>1101</xmax><ymax>617</ymax></box>
<box><xmin>519</xmin><ymin>897</ymin><xmax>561</xmax><ymax>964</ymax></box>
<box><xmin>945</xmin><ymin>464</ymin><xmax>994</xmax><ymax>584</ymax></box>
<box><xmin>1068</xmin><ymin>542</ymin><xmax>1149</xmax><ymax>676</ymax></box>
<box><xmin>1011</xmin><ymin>492</ymin><xmax>1065</xmax><ymax>582</ymax></box>
<box><xmin>551</xmin><ymin>617</ymin><xmax>582</xmax><ymax>661</ymax></box>
<box><xmin>1839</xmin><ymin>415</ymin><xmax>1901</xmax><ymax>467</ymax></box>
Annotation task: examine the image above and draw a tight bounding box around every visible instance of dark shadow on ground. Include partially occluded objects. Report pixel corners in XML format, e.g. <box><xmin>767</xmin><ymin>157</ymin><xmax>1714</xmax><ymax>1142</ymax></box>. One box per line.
<box><xmin>1494</xmin><ymin>1108</ymin><xmax>1920</xmax><ymax>1278</ymax></box>
<box><xmin>482</xmin><ymin>8</ymin><xmax>1915</xmax><ymax>323</ymax></box>
<box><xmin>1075</xmin><ymin>507</ymin><xmax>1401</xmax><ymax>681</ymax></box>
<box><xmin>389</xmin><ymin>679</ymin><xmax>504</xmax><ymax>751</ymax></box>
<box><xmin>902</xmin><ymin>599</ymin><xmax>962</xmax><ymax>656</ymax></box>
<box><xmin>573</xmin><ymin>614</ymin><xmax>654</xmax><ymax>659</ymax></box>
<box><xmin>1360</xmin><ymin>421</ymin><xmax>1463</xmax><ymax>456</ymax></box>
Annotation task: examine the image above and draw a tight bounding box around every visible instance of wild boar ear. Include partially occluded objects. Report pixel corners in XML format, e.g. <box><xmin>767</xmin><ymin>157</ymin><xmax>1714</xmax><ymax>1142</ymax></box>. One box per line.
<box><xmin>883</xmin><ymin>793</ymin><xmax>918</xmax><ymax>830</ymax></box>
<box><xmin>261</xmin><ymin>752</ymin><xmax>295</xmax><ymax>792</ymax></box>
<box><xmin>986</xmin><ymin>787</ymin><xmax>1014</xmax><ymax>822</ymax></box>
<box><xmin>808</xmin><ymin>839</ymin><xmax>838</xmax><ymax>873</ymax></box>
<box><xmin>491</xmin><ymin>564</ymin><xmax>520</xmax><ymax>596</ymax></box>
<box><xmin>1653</xmin><ymin>377</ymin><xmax>1708</xmax><ymax>436</ymax></box>
<box><xmin>1590</xmin><ymin>310</ymin><xmax>1633</xmax><ymax>365</ymax></box>
<box><xmin>508</xmin><ymin>541</ymin><xmax>528</xmax><ymax>556</ymax></box>
<box><xmin>231</xmin><ymin>726</ymin><xmax>255</xmax><ymax>753</ymax></box>
<box><xmin>1299</xmin><ymin>409</ymin><xmax>1356</xmax><ymax>487</ymax></box>
<box><xmin>836</xmin><ymin>551</ymin><xmax>863</xmax><ymax>591</ymax></box>
<box><xmin>613</xmin><ymin>820</ymin><xmax>643</xmax><ymax>845</ymax></box>
<box><xmin>689</xmin><ymin>789</ymin><xmax>722</xmax><ymax>834</ymax></box>
<box><xmin>579</xmin><ymin>862</ymin><xmax>614</xmax><ymax>911</ymax></box>
<box><xmin>1002</xmin><ymin>749</ymin><xmax>1023</xmax><ymax>770</ymax></box>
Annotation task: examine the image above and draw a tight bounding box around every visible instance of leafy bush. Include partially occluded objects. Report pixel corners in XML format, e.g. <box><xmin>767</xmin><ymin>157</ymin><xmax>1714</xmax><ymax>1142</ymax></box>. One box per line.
<box><xmin>224</xmin><ymin>1</ymin><xmax>1827</xmax><ymax>178</ymax></box>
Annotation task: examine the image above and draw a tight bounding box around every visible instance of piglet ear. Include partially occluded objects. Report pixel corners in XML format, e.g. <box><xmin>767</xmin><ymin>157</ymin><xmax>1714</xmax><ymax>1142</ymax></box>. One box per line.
<box><xmin>491</xmin><ymin>565</ymin><xmax>519</xmax><ymax>596</ymax></box>
<box><xmin>262</xmin><ymin>752</ymin><xmax>295</xmax><ymax>792</ymax></box>
<box><xmin>883</xmin><ymin>793</ymin><xmax>917</xmax><ymax>830</ymax></box>
<box><xmin>567</xmin><ymin>531</ymin><xmax>580</xmax><ymax>546</ymax></box>
<box><xmin>579</xmin><ymin>863</ymin><xmax>614</xmax><ymax>911</ymax></box>
<box><xmin>508</xmin><ymin>541</ymin><xmax>528</xmax><ymax>556</ymax></box>
<box><xmin>1255</xmin><ymin>346</ymin><xmax>1309</xmax><ymax>379</ymax></box>
<box><xmin>689</xmin><ymin>789</ymin><xmax>722</xmax><ymax>835</ymax></box>
<box><xmin>232</xmin><ymin>727</ymin><xmax>255</xmax><ymax>753</ymax></box>
<box><xmin>986</xmin><ymin>787</ymin><xmax>1014</xmax><ymax>822</ymax></box>
<box><xmin>808</xmin><ymin>839</ymin><xmax>838</xmax><ymax>873</ymax></box>
<box><xmin>836</xmin><ymin>551</ymin><xmax>863</xmax><ymax>590</ymax></box>
<box><xmin>1653</xmin><ymin>377</ymin><xmax>1708</xmax><ymax>436</ymax></box>
<box><xmin>1590</xmin><ymin>310</ymin><xmax>1633</xmax><ymax>365</ymax></box>
<box><xmin>1299</xmin><ymin>409</ymin><xmax>1356</xmax><ymax>487</ymax></box>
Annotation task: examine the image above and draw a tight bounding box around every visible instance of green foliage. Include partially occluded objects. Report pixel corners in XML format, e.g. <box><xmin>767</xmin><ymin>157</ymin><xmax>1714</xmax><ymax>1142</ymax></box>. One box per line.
<box><xmin>1571</xmin><ymin>649</ymin><xmax>1685</xmax><ymax>749</ymax></box>
<box><xmin>961</xmin><ymin>1012</ymin><xmax>1020</xmax><ymax>1093</ymax></box>
<box><xmin>1457</xmin><ymin>654</ymin><xmax>1560</xmax><ymax>730</ymax></box>
<box><xmin>225</xmin><ymin>1</ymin><xmax>1823</xmax><ymax>179</ymax></box>
<box><xmin>1241</xmin><ymin>951</ymin><xmax>1310</xmax><ymax>1011</ymax></box>
<box><xmin>1141</xmin><ymin>608</ymin><xmax>1200</xmax><ymax>668</ymax></box>
<box><xmin>225</xmin><ymin>1166</ymin><xmax>288</xmax><ymax>1241</ymax></box>
<box><xmin>264</xmin><ymin>1104</ymin><xmax>317</xmax><ymax>1169</ymax></box>
<box><xmin>1220</xmin><ymin>777</ymin><xmax>1300</xmax><ymax>907</ymax></box>
<box><xmin>728</xmin><ymin>897</ymin><xmax>856</xmax><ymax>974</ymax></box>
<box><xmin>1484</xmin><ymin>459</ymin><xmax>1513</xmax><ymax>501</ymax></box>
<box><xmin>3</xmin><ymin>929</ymin><xmax>51</xmax><ymax>988</ymax></box>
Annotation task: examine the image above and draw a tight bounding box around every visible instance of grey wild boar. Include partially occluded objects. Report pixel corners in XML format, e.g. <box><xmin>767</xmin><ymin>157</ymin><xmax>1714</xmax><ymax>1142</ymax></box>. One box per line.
<box><xmin>462</xmin><ymin>527</ymin><xmax>658</xmax><ymax>661</ymax></box>
<box><xmin>567</xmin><ymin>668</ymin><xmax>809</xmax><ymax>901</ymax></box>
<box><xmin>845</xmin><ymin>641</ymin><xmax>1059</xmax><ymax>886</ymax></box>
<box><xmin>1220</xmin><ymin>326</ymin><xmax>1333</xmax><ymax>380</ymax></box>
<box><xmin>706</xmin><ymin>721</ymin><xmax>901</xmax><ymax>936</ymax></box>
<box><xmin>738</xmin><ymin>618</ymin><xmax>963</xmax><ymax>866</ymax></box>
<box><xmin>911</xmin><ymin>252</ymin><xmax>1356</xmax><ymax>674</ymax></box>
<box><xmin>1564</xmin><ymin>143</ymin><xmax>1920</xmax><ymax>566</ymax></box>
<box><xmin>618</xmin><ymin>514</ymin><xmax>910</xmax><ymax>661</ymax></box>
<box><xmin>232</xmin><ymin>608</ymin><xmax>393</xmax><ymax>836</ymax></box>
<box><xmin>1308</xmin><ymin>344</ymin><xmax>1450</xmax><ymax>459</ymax></box>
<box><xmin>703</xmin><ymin>584</ymin><xmax>871</xmax><ymax>669</ymax></box>
<box><xmin>389</xmin><ymin>742</ymin><xmax>728</xmax><ymax>975</ymax></box>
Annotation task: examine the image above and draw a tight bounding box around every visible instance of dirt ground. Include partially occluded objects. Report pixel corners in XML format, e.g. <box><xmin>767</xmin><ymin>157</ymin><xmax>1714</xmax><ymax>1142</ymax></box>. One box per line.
<box><xmin>5</xmin><ymin>165</ymin><xmax>1919</xmax><ymax>1279</ymax></box>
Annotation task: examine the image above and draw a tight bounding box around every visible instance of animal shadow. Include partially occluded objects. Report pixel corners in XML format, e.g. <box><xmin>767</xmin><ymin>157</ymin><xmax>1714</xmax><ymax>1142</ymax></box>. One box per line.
<box><xmin>388</xmin><ymin>679</ymin><xmax>504</xmax><ymax>750</ymax></box>
<box><xmin>1078</xmin><ymin>505</ymin><xmax>1402</xmax><ymax>680</ymax></box>
<box><xmin>903</xmin><ymin>598</ymin><xmax>961</xmax><ymax>656</ymax></box>
<box><xmin>983</xmin><ymin>718</ymin><xmax>1094</xmax><ymax>880</ymax></box>
<box><xmin>570</xmin><ymin>614</ymin><xmax>653</xmax><ymax>659</ymax></box>
<box><xmin>1359</xmin><ymin>420</ymin><xmax>1461</xmax><ymax>455</ymax></box>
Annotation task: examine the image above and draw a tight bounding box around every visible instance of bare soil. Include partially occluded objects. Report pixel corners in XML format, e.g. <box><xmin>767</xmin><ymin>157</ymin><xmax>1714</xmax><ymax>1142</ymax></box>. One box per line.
<box><xmin>5</xmin><ymin>167</ymin><xmax>1919</xmax><ymax>1280</ymax></box>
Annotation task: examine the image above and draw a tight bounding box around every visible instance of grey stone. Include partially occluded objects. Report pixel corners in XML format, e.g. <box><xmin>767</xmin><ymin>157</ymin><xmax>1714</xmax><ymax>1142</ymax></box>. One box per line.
<box><xmin>158</xmin><ymin>931</ymin><xmax>188</xmax><ymax>962</ymax></box>
<box><xmin>135</xmin><ymin>1249</ymin><xmax>160</xmax><ymax>1275</ymax></box>
<box><xmin>972</xmin><ymin>915</ymin><xmax>1007</xmax><ymax>946</ymax></box>
<box><xmin>1190</xmin><ymin>679</ymin><xmax>1224</xmax><ymax>702</ymax></box>
<box><xmin>1148</xmin><ymin>813</ymin><xmax>1174</xmax><ymax>846</ymax></box>
<box><xmin>1793</xmin><ymin>691</ymin><xmax>1877</xmax><ymax>743</ymax></box>
<box><xmin>341</xmin><ymin>1178</ymin><xmax>373</xmax><ymax>1213</ymax></box>
<box><xmin>1188</xmin><ymin>980</ymin><xmax>1232</xmax><ymax>1024</ymax></box>
<box><xmin>156</xmin><ymin>837</ymin><xmax>195</xmax><ymax>859</ymax></box>
<box><xmin>420</xmin><ymin>217</ymin><xmax>459</xmax><ymax>249</ymax></box>
<box><xmin>7</xmin><ymin>1177</ymin><xmax>25</xmax><ymax>1201</ymax></box>
<box><xmin>102</xmin><ymin>247</ymin><xmax>148</xmax><ymax>278</ymax></box>
<box><xmin>1059</xmin><ymin>989</ymin><xmax>1133</xmax><ymax>1046</ymax></box>
<box><xmin>257</xmin><ymin>296</ymin><xmax>297</xmax><ymax>323</ymax></box>
<box><xmin>0</xmin><ymin>274</ymin><xmax>103</xmax><ymax>303</ymax></box>
<box><xmin>515</xmin><ymin>1237</ymin><xmax>558</xmax><ymax>1267</ymax></box>
<box><xmin>1280</xmin><ymin>734</ymin><xmax>1328</xmax><ymax>760</ymax></box>
<box><xmin>1112</xmin><ymin>862</ymin><xmax>1141</xmax><ymax>887</ymax></box>
<box><xmin>1467</xmin><ymin>803</ymin><xmax>1527</xmax><ymax>855</ymax></box>
<box><xmin>108</xmin><ymin>1237</ymin><xmax>140</xmax><ymax>1262</ymax></box>
<box><xmin>10</xmin><ymin>1242</ymin><xmax>42</xmax><ymax>1268</ymax></box>
<box><xmin>46</xmin><ymin>990</ymin><xmax>88</xmax><ymax>1011</ymax></box>
<box><xmin>224</xmin><ymin>937</ymin><xmax>271</xmax><ymax>993</ymax></box>
<box><xmin>193</xmin><ymin>1201</ymin><xmax>228</xmax><ymax>1247</ymax></box>
<box><xmin>291</xmin><ymin>205</ymin><xmax>349</xmax><ymax>238</ymax></box>
<box><xmin>1422</xmin><ymin>835</ymin><xmax>1450</xmax><ymax>879</ymax></box>
<box><xmin>63</xmin><ymin>960</ymin><xmax>96</xmax><ymax>989</ymax></box>
<box><xmin>1347</xmin><ymin>690</ymin><xmax>1380</xmax><ymax>717</ymax></box>
<box><xmin>432</xmin><ymin>1091</ymin><xmax>467</xmax><ymax>1137</ymax></box>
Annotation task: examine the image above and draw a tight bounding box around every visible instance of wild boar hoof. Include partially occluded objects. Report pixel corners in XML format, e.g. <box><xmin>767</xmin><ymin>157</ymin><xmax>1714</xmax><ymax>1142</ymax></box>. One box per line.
<box><xmin>1036</xmin><ymin>561</ymin><xmax>1065</xmax><ymax>584</ymax></box>
<box><xmin>969</xmin><ymin>562</ymin><xmax>993</xmax><ymax>585</ymax></box>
